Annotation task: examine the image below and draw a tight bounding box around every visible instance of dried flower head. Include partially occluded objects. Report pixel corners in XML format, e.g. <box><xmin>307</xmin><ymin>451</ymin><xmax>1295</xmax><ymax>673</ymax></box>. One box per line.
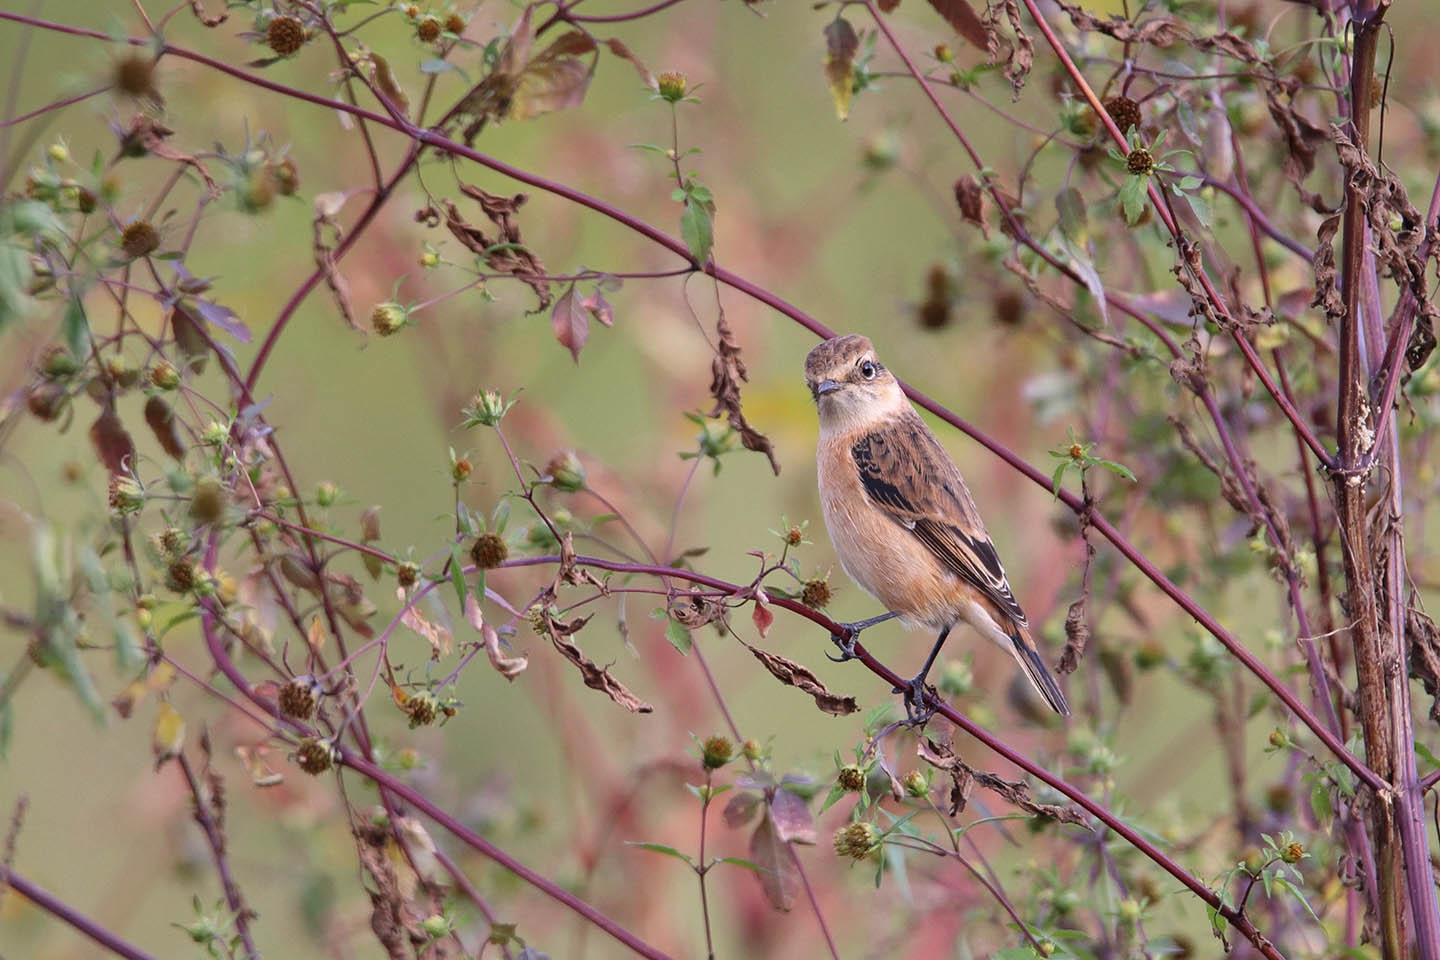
<box><xmin>279</xmin><ymin>675</ymin><xmax>321</xmax><ymax>720</ymax></box>
<box><xmin>121</xmin><ymin>221</ymin><xmax>160</xmax><ymax>259</ymax></box>
<box><xmin>833</xmin><ymin>821</ymin><xmax>881</xmax><ymax>860</ymax></box>
<box><xmin>657</xmin><ymin>72</ymin><xmax>688</xmax><ymax>103</ymax></box>
<box><xmin>403</xmin><ymin>690</ymin><xmax>439</xmax><ymax>727</ymax></box>
<box><xmin>701</xmin><ymin>735</ymin><xmax>733</xmax><ymax>770</ymax></box>
<box><xmin>416</xmin><ymin>15</ymin><xmax>442</xmax><ymax>42</ymax></box>
<box><xmin>397</xmin><ymin>560</ymin><xmax>421</xmax><ymax>588</ymax></box>
<box><xmin>445</xmin><ymin>12</ymin><xmax>466</xmax><ymax>34</ymax></box>
<box><xmin>267</xmin><ymin>15</ymin><xmax>306</xmax><ymax>56</ymax></box>
<box><xmin>1102</xmin><ymin>95</ymin><xmax>1141</xmax><ymax>134</ymax></box>
<box><xmin>189</xmin><ymin>476</ymin><xmax>226</xmax><ymax>525</ymax></box>
<box><xmin>470</xmin><ymin>533</ymin><xmax>509</xmax><ymax>569</ymax></box>
<box><xmin>108</xmin><ymin>474</ymin><xmax>144</xmax><ymax>514</ymax></box>
<box><xmin>800</xmin><ymin>578</ymin><xmax>831</xmax><ymax>610</ymax></box>
<box><xmin>273</xmin><ymin>157</ymin><xmax>299</xmax><ymax>196</ymax></box>
<box><xmin>295</xmin><ymin>737</ymin><xmax>336</xmax><ymax>775</ymax></box>
<box><xmin>166</xmin><ymin>558</ymin><xmax>196</xmax><ymax>593</ymax></box>
<box><xmin>113</xmin><ymin>54</ymin><xmax>160</xmax><ymax>101</ymax></box>
<box><xmin>1125</xmin><ymin>147</ymin><xmax>1155</xmax><ymax>177</ymax></box>
<box><xmin>837</xmin><ymin>764</ymin><xmax>865</xmax><ymax>792</ymax></box>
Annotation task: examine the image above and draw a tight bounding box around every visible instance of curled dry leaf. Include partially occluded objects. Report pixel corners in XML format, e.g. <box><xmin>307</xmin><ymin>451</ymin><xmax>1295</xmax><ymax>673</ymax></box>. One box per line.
<box><xmin>742</xmin><ymin>640</ymin><xmax>858</xmax><ymax>715</ymax></box>
<box><xmin>709</xmin><ymin>312</ymin><xmax>780</xmax><ymax>474</ymax></box>
<box><xmin>187</xmin><ymin>0</ymin><xmax>227</xmax><ymax>27</ymax></box>
<box><xmin>751</xmin><ymin>590</ymin><xmax>774</xmax><ymax>639</ymax></box>
<box><xmin>919</xmin><ymin>737</ymin><xmax>1085</xmax><ymax>824</ymax></box>
<box><xmin>604</xmin><ymin>37</ymin><xmax>655</xmax><ymax>89</ymax></box>
<box><xmin>953</xmin><ymin>176</ymin><xmax>987</xmax><ymax>235</ymax></box>
<box><xmin>927</xmin><ymin>0</ymin><xmax>990</xmax><ymax>51</ymax></box>
<box><xmin>143</xmin><ymin>396</ymin><xmax>185</xmax><ymax>460</ymax></box>
<box><xmin>982</xmin><ymin>0</ymin><xmax>1033</xmax><ymax>98</ymax></box>
<box><xmin>445</xmin><ymin>185</ymin><xmax>551</xmax><ymax>310</ymax></box>
<box><xmin>455</xmin><ymin>9</ymin><xmax>597</xmax><ymax>140</ymax></box>
<box><xmin>465</xmin><ymin>593</ymin><xmax>527</xmax><ymax>679</ymax></box>
<box><xmin>313</xmin><ymin>192</ymin><xmax>360</xmax><ymax>332</ymax></box>
<box><xmin>118</xmin><ymin>116</ymin><xmax>218</xmax><ymax>195</ymax></box>
<box><xmin>541</xmin><ymin>613</ymin><xmax>652</xmax><ymax>713</ymax></box>
<box><xmin>399</xmin><ymin>587</ymin><xmax>452</xmax><ymax>659</ymax></box>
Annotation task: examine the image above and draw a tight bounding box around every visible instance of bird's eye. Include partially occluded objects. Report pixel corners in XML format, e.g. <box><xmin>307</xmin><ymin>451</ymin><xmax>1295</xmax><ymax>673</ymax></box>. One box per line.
<box><xmin>859</xmin><ymin>360</ymin><xmax>877</xmax><ymax>380</ymax></box>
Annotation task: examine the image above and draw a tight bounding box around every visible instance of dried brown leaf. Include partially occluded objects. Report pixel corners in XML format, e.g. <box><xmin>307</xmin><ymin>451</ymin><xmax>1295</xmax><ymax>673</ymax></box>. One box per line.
<box><xmin>918</xmin><ymin>738</ymin><xmax>1085</xmax><ymax>823</ymax></box>
<box><xmin>143</xmin><ymin>396</ymin><xmax>185</xmax><ymax>460</ymax></box>
<box><xmin>545</xmin><ymin>618</ymin><xmax>652</xmax><ymax>713</ymax></box>
<box><xmin>751</xmin><ymin>591</ymin><xmax>774</xmax><ymax>639</ymax></box>
<box><xmin>604</xmin><ymin>37</ymin><xmax>656</xmax><ymax>89</ymax></box>
<box><xmin>927</xmin><ymin>0</ymin><xmax>990</xmax><ymax>50</ymax></box>
<box><xmin>187</xmin><ymin>0</ymin><xmax>227</xmax><ymax>26</ymax></box>
<box><xmin>1311</xmin><ymin>214</ymin><xmax>1344</xmax><ymax>322</ymax></box>
<box><xmin>709</xmin><ymin>312</ymin><xmax>780</xmax><ymax>474</ymax></box>
<box><xmin>551</xmin><ymin>285</ymin><xmax>589</xmax><ymax>362</ymax></box>
<box><xmin>399</xmin><ymin>589</ymin><xmax>452</xmax><ymax>659</ymax></box>
<box><xmin>90</xmin><ymin>409</ymin><xmax>135</xmax><ymax>475</ymax></box>
<box><xmin>445</xmin><ymin>187</ymin><xmax>551</xmax><ymax>310</ymax></box>
<box><xmin>953</xmin><ymin>175</ymin><xmax>987</xmax><ymax>235</ymax></box>
<box><xmin>769</xmin><ymin>788</ymin><xmax>816</xmax><ymax>845</ymax></box>
<box><xmin>743</xmin><ymin>641</ymin><xmax>858</xmax><ymax>715</ymax></box>
<box><xmin>119</xmin><ymin>116</ymin><xmax>218</xmax><ymax>195</ymax></box>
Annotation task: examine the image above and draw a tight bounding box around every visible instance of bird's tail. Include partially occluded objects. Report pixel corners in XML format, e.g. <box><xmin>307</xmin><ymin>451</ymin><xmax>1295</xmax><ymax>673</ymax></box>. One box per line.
<box><xmin>1008</xmin><ymin>625</ymin><xmax>1070</xmax><ymax>716</ymax></box>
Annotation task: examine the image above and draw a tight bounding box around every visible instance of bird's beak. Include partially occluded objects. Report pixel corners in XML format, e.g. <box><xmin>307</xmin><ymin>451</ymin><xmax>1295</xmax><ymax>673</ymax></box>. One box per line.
<box><xmin>813</xmin><ymin>379</ymin><xmax>841</xmax><ymax>399</ymax></box>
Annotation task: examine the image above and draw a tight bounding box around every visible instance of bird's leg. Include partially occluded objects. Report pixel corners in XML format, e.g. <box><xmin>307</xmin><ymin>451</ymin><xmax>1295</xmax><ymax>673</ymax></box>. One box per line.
<box><xmin>826</xmin><ymin>610</ymin><xmax>900</xmax><ymax>662</ymax></box>
<box><xmin>895</xmin><ymin>626</ymin><xmax>951</xmax><ymax>725</ymax></box>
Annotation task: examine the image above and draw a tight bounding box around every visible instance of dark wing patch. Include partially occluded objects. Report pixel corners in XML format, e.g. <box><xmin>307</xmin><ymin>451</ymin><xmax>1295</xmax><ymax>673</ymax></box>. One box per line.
<box><xmin>851</xmin><ymin>415</ymin><xmax>1028</xmax><ymax>627</ymax></box>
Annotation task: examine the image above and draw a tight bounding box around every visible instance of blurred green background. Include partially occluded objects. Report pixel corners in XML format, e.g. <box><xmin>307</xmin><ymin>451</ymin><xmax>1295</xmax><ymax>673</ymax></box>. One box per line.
<box><xmin>3</xmin><ymin>0</ymin><xmax>1439</xmax><ymax>957</ymax></box>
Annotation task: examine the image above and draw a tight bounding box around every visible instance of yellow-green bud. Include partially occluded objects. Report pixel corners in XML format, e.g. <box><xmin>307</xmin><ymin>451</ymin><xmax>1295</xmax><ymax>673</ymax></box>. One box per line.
<box><xmin>901</xmin><ymin>770</ymin><xmax>928</xmax><ymax>797</ymax></box>
<box><xmin>832</xmin><ymin>821</ymin><xmax>881</xmax><ymax>860</ymax></box>
<box><xmin>315</xmin><ymin>481</ymin><xmax>340</xmax><ymax>507</ymax></box>
<box><xmin>545</xmin><ymin>451</ymin><xmax>586</xmax><ymax>492</ymax></box>
<box><xmin>701</xmin><ymin>735</ymin><xmax>734</xmax><ymax>770</ymax></box>
<box><xmin>200</xmin><ymin>421</ymin><xmax>229</xmax><ymax>446</ymax></box>
<box><xmin>371</xmin><ymin>301</ymin><xmax>408</xmax><ymax>337</ymax></box>
<box><xmin>657</xmin><ymin>71</ymin><xmax>688</xmax><ymax>103</ymax></box>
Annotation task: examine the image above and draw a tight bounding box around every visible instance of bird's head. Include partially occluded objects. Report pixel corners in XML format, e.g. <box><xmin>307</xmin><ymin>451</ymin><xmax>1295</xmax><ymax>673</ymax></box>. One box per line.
<box><xmin>804</xmin><ymin>334</ymin><xmax>906</xmax><ymax>431</ymax></box>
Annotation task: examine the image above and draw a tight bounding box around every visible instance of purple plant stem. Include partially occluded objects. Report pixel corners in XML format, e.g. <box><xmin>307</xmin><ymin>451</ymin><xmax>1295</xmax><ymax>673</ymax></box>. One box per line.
<box><xmin>495</xmin><ymin>553</ymin><xmax>1285</xmax><ymax>958</ymax></box>
<box><xmin>176</xmin><ymin>752</ymin><xmax>259</xmax><ymax>958</ymax></box>
<box><xmin>0</xmin><ymin>83</ymin><xmax>108</xmax><ymax>128</ymax></box>
<box><xmin>199</xmin><ymin>613</ymin><xmax>674</xmax><ymax>960</ymax></box>
<box><xmin>0</xmin><ymin>868</ymin><xmax>159</xmax><ymax>960</ymax></box>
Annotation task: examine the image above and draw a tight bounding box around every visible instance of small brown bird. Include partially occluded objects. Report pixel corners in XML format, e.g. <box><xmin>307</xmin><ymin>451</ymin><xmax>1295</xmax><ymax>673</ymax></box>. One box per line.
<box><xmin>806</xmin><ymin>334</ymin><xmax>1070</xmax><ymax>719</ymax></box>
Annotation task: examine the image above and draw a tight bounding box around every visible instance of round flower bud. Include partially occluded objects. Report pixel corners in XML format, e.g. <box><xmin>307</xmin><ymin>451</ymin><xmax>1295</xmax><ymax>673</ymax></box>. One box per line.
<box><xmin>149</xmin><ymin>360</ymin><xmax>180</xmax><ymax>390</ymax></box>
<box><xmin>545</xmin><ymin>451</ymin><xmax>586</xmax><ymax>492</ymax></box>
<box><xmin>40</xmin><ymin>345</ymin><xmax>79</xmax><ymax>379</ymax></box>
<box><xmin>657</xmin><ymin>72</ymin><xmax>688</xmax><ymax>103</ymax></box>
<box><xmin>832</xmin><ymin>821</ymin><xmax>881</xmax><ymax>860</ymax></box>
<box><xmin>189</xmin><ymin>476</ymin><xmax>226</xmax><ymax>525</ymax></box>
<box><xmin>200</xmin><ymin>421</ymin><xmax>229</xmax><ymax>446</ymax></box>
<box><xmin>404</xmin><ymin>690</ymin><xmax>439</xmax><ymax>727</ymax></box>
<box><xmin>837</xmin><ymin>764</ymin><xmax>865</xmax><ymax>792</ymax></box>
<box><xmin>266</xmin><ymin>15</ymin><xmax>306</xmax><ymax>56</ymax></box>
<box><xmin>1133</xmin><ymin>641</ymin><xmax>1165</xmax><ymax>670</ymax></box>
<box><xmin>420</xmin><ymin>914</ymin><xmax>451</xmax><ymax>938</ymax></box>
<box><xmin>1125</xmin><ymin>147</ymin><xmax>1155</xmax><ymax>177</ymax></box>
<box><xmin>741</xmin><ymin>738</ymin><xmax>762</xmax><ymax>761</ymax></box>
<box><xmin>295</xmin><ymin>737</ymin><xmax>336</xmax><ymax>774</ymax></box>
<box><xmin>279</xmin><ymin>675</ymin><xmax>321</xmax><ymax>719</ymax></box>
<box><xmin>47</xmin><ymin>142</ymin><xmax>69</xmax><ymax>163</ymax></box>
<box><xmin>1268</xmin><ymin>728</ymin><xmax>1290</xmax><ymax>749</ymax></box>
<box><xmin>371</xmin><ymin>301</ymin><xmax>408</xmax><ymax>337</ymax></box>
<box><xmin>1118</xmin><ymin>897</ymin><xmax>1141</xmax><ymax>923</ymax></box>
<box><xmin>934</xmin><ymin>43</ymin><xmax>953</xmax><ymax>63</ymax></box>
<box><xmin>451</xmin><ymin>457</ymin><xmax>472</xmax><ymax>482</ymax></box>
<box><xmin>470</xmin><ymin>533</ymin><xmax>509</xmax><ymax>569</ymax></box>
<box><xmin>315</xmin><ymin>481</ymin><xmax>340</xmax><ymax>507</ymax></box>
<box><xmin>416</xmin><ymin>15</ymin><xmax>442</xmax><ymax>42</ymax></box>
<box><xmin>800</xmin><ymin>578</ymin><xmax>831</xmax><ymax>610</ymax></box>
<box><xmin>445</xmin><ymin>12</ymin><xmax>465</xmax><ymax>34</ymax></box>
<box><xmin>701</xmin><ymin>735</ymin><xmax>733</xmax><ymax>770</ymax></box>
<box><xmin>76</xmin><ymin>187</ymin><xmax>97</xmax><ymax>214</ymax></box>
<box><xmin>1282</xmin><ymin>842</ymin><xmax>1304</xmax><ymax>863</ymax></box>
<box><xmin>420</xmin><ymin>250</ymin><xmax>440</xmax><ymax>268</ymax></box>
<box><xmin>121</xmin><ymin>221</ymin><xmax>160</xmax><ymax>259</ymax></box>
<box><xmin>26</xmin><ymin>382</ymin><xmax>68</xmax><ymax>421</ymax></box>
<box><xmin>901</xmin><ymin>770</ymin><xmax>928</xmax><ymax>797</ymax></box>
<box><xmin>166</xmin><ymin>558</ymin><xmax>196</xmax><ymax>593</ymax></box>
<box><xmin>108</xmin><ymin>474</ymin><xmax>145</xmax><ymax>515</ymax></box>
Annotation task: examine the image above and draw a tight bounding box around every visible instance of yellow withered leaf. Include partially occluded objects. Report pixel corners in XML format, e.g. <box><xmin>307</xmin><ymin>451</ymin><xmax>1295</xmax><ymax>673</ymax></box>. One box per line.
<box><xmin>152</xmin><ymin>701</ymin><xmax>186</xmax><ymax>770</ymax></box>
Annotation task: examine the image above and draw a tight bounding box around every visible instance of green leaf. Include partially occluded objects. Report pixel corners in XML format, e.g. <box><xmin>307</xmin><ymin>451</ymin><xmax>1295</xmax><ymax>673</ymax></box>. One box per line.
<box><xmin>1055</xmin><ymin>187</ymin><xmax>1087</xmax><ymax>245</ymax></box>
<box><xmin>625</xmin><ymin>841</ymin><xmax>695</xmax><ymax>866</ymax></box>
<box><xmin>665</xmin><ymin>619</ymin><xmax>692</xmax><ymax>655</ymax></box>
<box><xmin>0</xmin><ymin>696</ymin><xmax>10</xmax><ymax>760</ymax></box>
<box><xmin>1051</xmin><ymin>461</ymin><xmax>1068</xmax><ymax>499</ymax></box>
<box><xmin>712</xmin><ymin>856</ymin><xmax>762</xmax><ymax>873</ymax></box>
<box><xmin>680</xmin><ymin>197</ymin><xmax>713</xmax><ymax>266</ymax></box>
<box><xmin>1310</xmin><ymin>780</ymin><xmax>1333</xmax><ymax>824</ymax></box>
<box><xmin>62</xmin><ymin>299</ymin><xmax>89</xmax><ymax>356</ymax></box>
<box><xmin>1119</xmin><ymin>174</ymin><xmax>1148</xmax><ymax>225</ymax></box>
<box><xmin>1274</xmin><ymin>876</ymin><xmax>1322</xmax><ymax>925</ymax></box>
<box><xmin>419</xmin><ymin>58</ymin><xmax>459</xmax><ymax>75</ymax></box>
<box><xmin>1183</xmin><ymin>187</ymin><xmax>1213</xmax><ymax>231</ymax></box>
<box><xmin>449</xmin><ymin>544</ymin><xmax>468</xmax><ymax>610</ymax></box>
<box><xmin>1095</xmin><ymin>457</ymin><xmax>1137</xmax><ymax>483</ymax></box>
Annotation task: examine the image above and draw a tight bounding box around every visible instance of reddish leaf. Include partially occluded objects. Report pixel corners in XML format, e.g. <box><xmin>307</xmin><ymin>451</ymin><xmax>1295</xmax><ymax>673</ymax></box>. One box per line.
<box><xmin>770</xmin><ymin>789</ymin><xmax>816</xmax><ymax>845</ymax></box>
<box><xmin>748</xmin><ymin>811</ymin><xmax>800</xmax><ymax>912</ymax></box>
<box><xmin>143</xmin><ymin>396</ymin><xmax>185</xmax><ymax>460</ymax></box>
<box><xmin>751</xmin><ymin>592</ymin><xmax>774</xmax><ymax>638</ymax></box>
<box><xmin>170</xmin><ymin>303</ymin><xmax>209</xmax><ymax>371</ymax></box>
<box><xmin>604</xmin><ymin>37</ymin><xmax>655</xmax><ymax>89</ymax></box>
<box><xmin>878</xmin><ymin>0</ymin><xmax>902</xmax><ymax>9</ymax></box>
<box><xmin>581</xmin><ymin>289</ymin><xmax>614</xmax><ymax>327</ymax></box>
<box><xmin>551</xmin><ymin>284</ymin><xmax>589</xmax><ymax>362</ymax></box>
<box><xmin>723</xmin><ymin>790</ymin><xmax>763</xmax><ymax>828</ymax></box>
<box><xmin>927</xmin><ymin>0</ymin><xmax>990</xmax><ymax>50</ymax></box>
<box><xmin>90</xmin><ymin>410</ymin><xmax>135</xmax><ymax>475</ymax></box>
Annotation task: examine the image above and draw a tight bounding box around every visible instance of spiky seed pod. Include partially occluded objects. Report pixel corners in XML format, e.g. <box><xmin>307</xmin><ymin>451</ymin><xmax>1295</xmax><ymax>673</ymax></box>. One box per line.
<box><xmin>166</xmin><ymin>558</ymin><xmax>196</xmax><ymax>593</ymax></box>
<box><xmin>416</xmin><ymin>16</ymin><xmax>442</xmax><ymax>42</ymax></box>
<box><xmin>1125</xmin><ymin>148</ymin><xmax>1155</xmax><ymax>177</ymax></box>
<box><xmin>701</xmin><ymin>736</ymin><xmax>733</xmax><ymax>770</ymax></box>
<box><xmin>114</xmin><ymin>54</ymin><xmax>159</xmax><ymax>100</ymax></box>
<box><xmin>295</xmin><ymin>737</ymin><xmax>335</xmax><ymax>774</ymax></box>
<box><xmin>267</xmin><ymin>16</ymin><xmax>306</xmax><ymax>56</ymax></box>
<box><xmin>1103</xmin><ymin>95</ymin><xmax>1141</xmax><ymax>134</ymax></box>
<box><xmin>121</xmin><ymin>221</ymin><xmax>160</xmax><ymax>259</ymax></box>
<box><xmin>397</xmin><ymin>561</ymin><xmax>420</xmax><ymax>588</ymax></box>
<box><xmin>833</xmin><ymin>821</ymin><xmax>881</xmax><ymax>860</ymax></box>
<box><xmin>469</xmin><ymin>533</ymin><xmax>508</xmax><ymax>569</ymax></box>
<box><xmin>404</xmin><ymin>691</ymin><xmax>439</xmax><ymax>727</ymax></box>
<box><xmin>279</xmin><ymin>676</ymin><xmax>320</xmax><ymax>720</ymax></box>
<box><xmin>837</xmin><ymin>765</ymin><xmax>865</xmax><ymax>792</ymax></box>
<box><xmin>801</xmin><ymin>578</ymin><xmax>831</xmax><ymax>610</ymax></box>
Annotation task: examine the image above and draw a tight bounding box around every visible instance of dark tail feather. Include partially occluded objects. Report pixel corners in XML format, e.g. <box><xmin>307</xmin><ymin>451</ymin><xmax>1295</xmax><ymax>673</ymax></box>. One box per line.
<box><xmin>1012</xmin><ymin>633</ymin><xmax>1070</xmax><ymax>716</ymax></box>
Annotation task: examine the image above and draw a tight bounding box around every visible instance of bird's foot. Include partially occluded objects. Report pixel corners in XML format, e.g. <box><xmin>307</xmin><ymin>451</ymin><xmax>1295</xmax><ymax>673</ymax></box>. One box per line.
<box><xmin>893</xmin><ymin>675</ymin><xmax>938</xmax><ymax>727</ymax></box>
<box><xmin>826</xmin><ymin>625</ymin><xmax>860</xmax><ymax>663</ymax></box>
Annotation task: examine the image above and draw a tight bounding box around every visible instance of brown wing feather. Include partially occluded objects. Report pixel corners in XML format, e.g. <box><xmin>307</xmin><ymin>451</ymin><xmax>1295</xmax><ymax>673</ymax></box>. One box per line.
<box><xmin>850</xmin><ymin>411</ymin><xmax>1028</xmax><ymax>627</ymax></box>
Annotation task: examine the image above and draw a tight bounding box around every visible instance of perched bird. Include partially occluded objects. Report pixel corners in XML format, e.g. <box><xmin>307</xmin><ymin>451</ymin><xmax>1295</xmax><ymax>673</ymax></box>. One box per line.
<box><xmin>805</xmin><ymin>334</ymin><xmax>1070</xmax><ymax>718</ymax></box>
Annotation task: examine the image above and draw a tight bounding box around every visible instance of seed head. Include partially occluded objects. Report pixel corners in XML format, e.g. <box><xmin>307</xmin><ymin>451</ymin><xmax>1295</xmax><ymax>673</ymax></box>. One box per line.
<box><xmin>295</xmin><ymin>737</ymin><xmax>336</xmax><ymax>774</ymax></box>
<box><xmin>279</xmin><ymin>675</ymin><xmax>320</xmax><ymax>719</ymax></box>
<box><xmin>832</xmin><ymin>821</ymin><xmax>881</xmax><ymax>860</ymax></box>
<box><xmin>1102</xmin><ymin>95</ymin><xmax>1141</xmax><ymax>134</ymax></box>
<box><xmin>189</xmin><ymin>476</ymin><xmax>226</xmax><ymax>525</ymax></box>
<box><xmin>416</xmin><ymin>15</ymin><xmax>443</xmax><ymax>42</ymax></box>
<box><xmin>113</xmin><ymin>54</ymin><xmax>160</xmax><ymax>101</ymax></box>
<box><xmin>1282</xmin><ymin>841</ymin><xmax>1304</xmax><ymax>863</ymax></box>
<box><xmin>783</xmin><ymin>525</ymin><xmax>804</xmax><ymax>546</ymax></box>
<box><xmin>657</xmin><ymin>72</ymin><xmax>689</xmax><ymax>103</ymax></box>
<box><xmin>371</xmin><ymin>301</ymin><xmax>408</xmax><ymax>337</ymax></box>
<box><xmin>121</xmin><ymin>221</ymin><xmax>160</xmax><ymax>259</ymax></box>
<box><xmin>801</xmin><ymin>578</ymin><xmax>831</xmax><ymax>610</ymax></box>
<box><xmin>445</xmin><ymin>12</ymin><xmax>466</xmax><ymax>34</ymax></box>
<box><xmin>545</xmin><ymin>451</ymin><xmax>586</xmax><ymax>492</ymax></box>
<box><xmin>405</xmin><ymin>4</ymin><xmax>420</xmax><ymax>16</ymax></box>
<box><xmin>837</xmin><ymin>764</ymin><xmax>865</xmax><ymax>792</ymax></box>
<box><xmin>992</xmin><ymin>288</ymin><xmax>1024</xmax><ymax>326</ymax></box>
<box><xmin>166</xmin><ymin>558</ymin><xmax>196</xmax><ymax>593</ymax></box>
<box><xmin>267</xmin><ymin>15</ymin><xmax>307</xmax><ymax>56</ymax></box>
<box><xmin>397</xmin><ymin>561</ymin><xmax>421</xmax><ymax>588</ymax></box>
<box><xmin>701</xmin><ymin>735</ymin><xmax>734</xmax><ymax>770</ymax></box>
<box><xmin>470</xmin><ymin>533</ymin><xmax>509</xmax><ymax>569</ymax></box>
<box><xmin>1125</xmin><ymin>147</ymin><xmax>1155</xmax><ymax>177</ymax></box>
<box><xmin>467</xmin><ymin>389</ymin><xmax>510</xmax><ymax>427</ymax></box>
<box><xmin>1268</xmin><ymin>728</ymin><xmax>1290</xmax><ymax>749</ymax></box>
<box><xmin>404</xmin><ymin>690</ymin><xmax>439</xmax><ymax>727</ymax></box>
<box><xmin>77</xmin><ymin>188</ymin><xmax>97</xmax><ymax>214</ymax></box>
